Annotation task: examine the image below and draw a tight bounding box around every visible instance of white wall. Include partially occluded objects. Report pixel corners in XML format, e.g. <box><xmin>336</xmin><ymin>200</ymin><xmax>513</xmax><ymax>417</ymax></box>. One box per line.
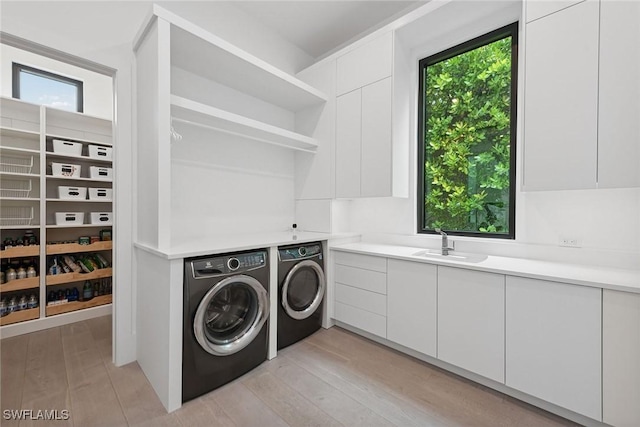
<box><xmin>0</xmin><ymin>44</ymin><xmax>113</xmax><ymax>119</ymax></box>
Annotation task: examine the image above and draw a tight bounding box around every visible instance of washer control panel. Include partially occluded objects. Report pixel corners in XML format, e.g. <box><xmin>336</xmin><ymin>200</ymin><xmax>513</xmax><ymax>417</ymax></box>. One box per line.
<box><xmin>279</xmin><ymin>243</ymin><xmax>322</xmax><ymax>261</ymax></box>
<box><xmin>191</xmin><ymin>250</ymin><xmax>267</xmax><ymax>278</ymax></box>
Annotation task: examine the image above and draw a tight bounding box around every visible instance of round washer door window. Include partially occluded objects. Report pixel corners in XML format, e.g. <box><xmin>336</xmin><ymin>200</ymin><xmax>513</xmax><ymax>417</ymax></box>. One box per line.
<box><xmin>282</xmin><ymin>260</ymin><xmax>325</xmax><ymax>320</ymax></box>
<box><xmin>194</xmin><ymin>274</ymin><xmax>269</xmax><ymax>356</ymax></box>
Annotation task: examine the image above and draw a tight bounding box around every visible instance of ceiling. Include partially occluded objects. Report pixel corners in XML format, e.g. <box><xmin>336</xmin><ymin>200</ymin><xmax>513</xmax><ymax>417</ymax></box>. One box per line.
<box><xmin>233</xmin><ymin>1</ymin><xmax>424</xmax><ymax>59</ymax></box>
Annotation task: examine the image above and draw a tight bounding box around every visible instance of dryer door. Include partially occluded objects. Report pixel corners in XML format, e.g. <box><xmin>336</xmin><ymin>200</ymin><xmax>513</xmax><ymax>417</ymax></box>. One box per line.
<box><xmin>282</xmin><ymin>260</ymin><xmax>325</xmax><ymax>320</ymax></box>
<box><xmin>194</xmin><ymin>274</ymin><xmax>269</xmax><ymax>356</ymax></box>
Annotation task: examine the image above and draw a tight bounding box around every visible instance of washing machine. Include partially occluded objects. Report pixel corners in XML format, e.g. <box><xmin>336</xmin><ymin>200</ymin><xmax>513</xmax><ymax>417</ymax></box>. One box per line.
<box><xmin>183</xmin><ymin>249</ymin><xmax>269</xmax><ymax>403</ymax></box>
<box><xmin>277</xmin><ymin>242</ymin><xmax>325</xmax><ymax>350</ymax></box>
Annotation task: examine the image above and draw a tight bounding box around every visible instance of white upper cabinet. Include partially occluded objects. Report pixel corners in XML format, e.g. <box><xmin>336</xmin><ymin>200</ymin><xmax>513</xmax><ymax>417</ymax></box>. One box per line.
<box><xmin>525</xmin><ymin>0</ymin><xmax>585</xmax><ymax>22</ymax></box>
<box><xmin>523</xmin><ymin>0</ymin><xmax>599</xmax><ymax>191</ymax></box>
<box><xmin>603</xmin><ymin>290</ymin><xmax>640</xmax><ymax>427</ymax></box>
<box><xmin>506</xmin><ymin>276</ymin><xmax>602</xmax><ymax>421</ymax></box>
<box><xmin>336</xmin><ymin>32</ymin><xmax>393</xmax><ymax>96</ymax></box>
<box><xmin>387</xmin><ymin>259</ymin><xmax>437</xmax><ymax>357</ymax></box>
<box><xmin>335</xmin><ymin>89</ymin><xmax>362</xmax><ymax>199</ymax></box>
<box><xmin>361</xmin><ymin>77</ymin><xmax>393</xmax><ymax>198</ymax></box>
<box><xmin>597</xmin><ymin>0</ymin><xmax>640</xmax><ymax>188</ymax></box>
<box><xmin>437</xmin><ymin>267</ymin><xmax>505</xmax><ymax>383</ymax></box>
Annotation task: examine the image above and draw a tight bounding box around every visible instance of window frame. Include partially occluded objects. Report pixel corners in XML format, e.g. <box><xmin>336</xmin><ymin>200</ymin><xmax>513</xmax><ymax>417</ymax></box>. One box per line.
<box><xmin>416</xmin><ymin>22</ymin><xmax>518</xmax><ymax>239</ymax></box>
<box><xmin>12</xmin><ymin>62</ymin><xmax>84</xmax><ymax>113</ymax></box>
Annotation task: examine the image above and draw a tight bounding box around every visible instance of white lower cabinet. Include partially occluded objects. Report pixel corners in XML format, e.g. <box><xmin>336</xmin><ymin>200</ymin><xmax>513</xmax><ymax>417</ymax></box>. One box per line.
<box><xmin>333</xmin><ymin>251</ymin><xmax>387</xmax><ymax>338</ymax></box>
<box><xmin>437</xmin><ymin>267</ymin><xmax>505</xmax><ymax>383</ymax></box>
<box><xmin>603</xmin><ymin>290</ymin><xmax>640</xmax><ymax>427</ymax></box>
<box><xmin>505</xmin><ymin>276</ymin><xmax>602</xmax><ymax>421</ymax></box>
<box><xmin>386</xmin><ymin>259</ymin><xmax>437</xmax><ymax>357</ymax></box>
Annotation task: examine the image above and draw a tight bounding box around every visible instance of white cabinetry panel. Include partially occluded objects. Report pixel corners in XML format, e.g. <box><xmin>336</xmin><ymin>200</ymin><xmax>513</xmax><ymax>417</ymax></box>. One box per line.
<box><xmin>336</xmin><ymin>32</ymin><xmax>393</xmax><ymax>96</ymax></box>
<box><xmin>387</xmin><ymin>259</ymin><xmax>437</xmax><ymax>357</ymax></box>
<box><xmin>335</xmin><ymin>89</ymin><xmax>361</xmax><ymax>198</ymax></box>
<box><xmin>523</xmin><ymin>1</ymin><xmax>599</xmax><ymax>190</ymax></box>
<box><xmin>334</xmin><ymin>251</ymin><xmax>387</xmax><ymax>272</ymax></box>
<box><xmin>334</xmin><ymin>302</ymin><xmax>387</xmax><ymax>338</ymax></box>
<box><xmin>597</xmin><ymin>0</ymin><xmax>640</xmax><ymax>188</ymax></box>
<box><xmin>361</xmin><ymin>77</ymin><xmax>392</xmax><ymax>198</ymax></box>
<box><xmin>335</xmin><ymin>283</ymin><xmax>386</xmax><ymax>316</ymax></box>
<box><xmin>506</xmin><ymin>276</ymin><xmax>601</xmax><ymax>421</ymax></box>
<box><xmin>525</xmin><ymin>0</ymin><xmax>585</xmax><ymax>22</ymax></box>
<box><xmin>334</xmin><ymin>264</ymin><xmax>386</xmax><ymax>295</ymax></box>
<box><xmin>437</xmin><ymin>267</ymin><xmax>505</xmax><ymax>383</ymax></box>
<box><xmin>603</xmin><ymin>290</ymin><xmax>640</xmax><ymax>427</ymax></box>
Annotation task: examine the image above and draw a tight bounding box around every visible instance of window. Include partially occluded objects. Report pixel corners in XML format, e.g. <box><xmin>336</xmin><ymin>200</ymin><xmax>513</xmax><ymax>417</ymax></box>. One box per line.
<box><xmin>417</xmin><ymin>23</ymin><xmax>518</xmax><ymax>239</ymax></box>
<box><xmin>12</xmin><ymin>63</ymin><xmax>83</xmax><ymax>113</ymax></box>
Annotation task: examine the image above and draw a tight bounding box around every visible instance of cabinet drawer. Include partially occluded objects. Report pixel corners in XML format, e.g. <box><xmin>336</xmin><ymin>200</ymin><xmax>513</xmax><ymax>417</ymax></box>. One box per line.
<box><xmin>334</xmin><ymin>301</ymin><xmax>386</xmax><ymax>338</ymax></box>
<box><xmin>335</xmin><ymin>283</ymin><xmax>386</xmax><ymax>316</ymax></box>
<box><xmin>333</xmin><ymin>251</ymin><xmax>386</xmax><ymax>272</ymax></box>
<box><xmin>334</xmin><ymin>264</ymin><xmax>386</xmax><ymax>295</ymax></box>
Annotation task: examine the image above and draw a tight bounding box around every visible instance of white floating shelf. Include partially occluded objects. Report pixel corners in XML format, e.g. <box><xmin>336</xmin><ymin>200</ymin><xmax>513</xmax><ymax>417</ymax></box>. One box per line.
<box><xmin>46</xmin><ymin>224</ymin><xmax>112</xmax><ymax>229</ymax></box>
<box><xmin>46</xmin><ymin>176</ymin><xmax>112</xmax><ymax>183</ymax></box>
<box><xmin>0</xmin><ymin>127</ymin><xmax>40</xmax><ymax>139</ymax></box>
<box><xmin>141</xmin><ymin>5</ymin><xmax>327</xmax><ymax>112</ymax></box>
<box><xmin>171</xmin><ymin>95</ymin><xmax>318</xmax><ymax>153</ymax></box>
<box><xmin>46</xmin><ymin>152</ymin><xmax>113</xmax><ymax>164</ymax></box>
<box><xmin>46</xmin><ymin>199</ymin><xmax>112</xmax><ymax>203</ymax></box>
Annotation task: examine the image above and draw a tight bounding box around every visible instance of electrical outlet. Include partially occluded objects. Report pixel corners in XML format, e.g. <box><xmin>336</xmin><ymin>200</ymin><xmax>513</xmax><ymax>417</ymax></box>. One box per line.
<box><xmin>559</xmin><ymin>236</ymin><xmax>581</xmax><ymax>248</ymax></box>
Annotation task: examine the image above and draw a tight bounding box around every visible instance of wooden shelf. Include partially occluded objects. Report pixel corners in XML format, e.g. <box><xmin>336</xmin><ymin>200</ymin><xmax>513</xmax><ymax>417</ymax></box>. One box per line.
<box><xmin>46</xmin><ymin>175</ymin><xmax>112</xmax><ymax>183</ymax></box>
<box><xmin>46</xmin><ymin>199</ymin><xmax>112</xmax><ymax>203</ymax></box>
<box><xmin>46</xmin><ymin>224</ymin><xmax>112</xmax><ymax>229</ymax></box>
<box><xmin>0</xmin><ymin>308</ymin><xmax>40</xmax><ymax>326</ymax></box>
<box><xmin>0</xmin><ymin>197</ymin><xmax>39</xmax><ymax>202</ymax></box>
<box><xmin>0</xmin><ymin>126</ymin><xmax>40</xmax><ymax>139</ymax></box>
<box><xmin>46</xmin><ymin>268</ymin><xmax>112</xmax><ymax>286</ymax></box>
<box><xmin>0</xmin><ymin>145</ymin><xmax>40</xmax><ymax>155</ymax></box>
<box><xmin>47</xmin><ymin>241</ymin><xmax>112</xmax><ymax>255</ymax></box>
<box><xmin>1</xmin><ymin>277</ymin><xmax>40</xmax><ymax>293</ymax></box>
<box><xmin>0</xmin><ymin>171</ymin><xmax>39</xmax><ymax>178</ymax></box>
<box><xmin>1</xmin><ymin>245</ymin><xmax>40</xmax><ymax>258</ymax></box>
<box><xmin>46</xmin><ymin>294</ymin><xmax>112</xmax><ymax>317</ymax></box>
<box><xmin>172</xmin><ymin>95</ymin><xmax>318</xmax><ymax>152</ymax></box>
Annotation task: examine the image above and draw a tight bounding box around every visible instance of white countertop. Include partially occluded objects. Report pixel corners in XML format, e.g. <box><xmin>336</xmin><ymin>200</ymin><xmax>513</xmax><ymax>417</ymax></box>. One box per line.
<box><xmin>331</xmin><ymin>242</ymin><xmax>640</xmax><ymax>294</ymax></box>
<box><xmin>134</xmin><ymin>231</ymin><xmax>358</xmax><ymax>259</ymax></box>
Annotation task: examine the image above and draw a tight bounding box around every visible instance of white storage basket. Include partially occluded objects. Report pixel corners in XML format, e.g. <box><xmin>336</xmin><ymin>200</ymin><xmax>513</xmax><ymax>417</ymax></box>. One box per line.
<box><xmin>0</xmin><ymin>154</ymin><xmax>34</xmax><ymax>174</ymax></box>
<box><xmin>89</xmin><ymin>166</ymin><xmax>112</xmax><ymax>180</ymax></box>
<box><xmin>0</xmin><ymin>206</ymin><xmax>34</xmax><ymax>226</ymax></box>
<box><xmin>58</xmin><ymin>186</ymin><xmax>87</xmax><ymax>200</ymax></box>
<box><xmin>51</xmin><ymin>162</ymin><xmax>81</xmax><ymax>178</ymax></box>
<box><xmin>88</xmin><ymin>188</ymin><xmax>112</xmax><ymax>201</ymax></box>
<box><xmin>53</xmin><ymin>140</ymin><xmax>83</xmax><ymax>156</ymax></box>
<box><xmin>0</xmin><ymin>178</ymin><xmax>32</xmax><ymax>198</ymax></box>
<box><xmin>55</xmin><ymin>212</ymin><xmax>84</xmax><ymax>225</ymax></box>
<box><xmin>88</xmin><ymin>145</ymin><xmax>113</xmax><ymax>161</ymax></box>
<box><xmin>90</xmin><ymin>212</ymin><xmax>112</xmax><ymax>225</ymax></box>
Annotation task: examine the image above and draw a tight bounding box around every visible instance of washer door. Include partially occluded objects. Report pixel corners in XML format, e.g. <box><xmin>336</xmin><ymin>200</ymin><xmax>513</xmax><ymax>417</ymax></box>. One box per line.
<box><xmin>194</xmin><ymin>274</ymin><xmax>269</xmax><ymax>356</ymax></box>
<box><xmin>282</xmin><ymin>260</ymin><xmax>325</xmax><ymax>320</ymax></box>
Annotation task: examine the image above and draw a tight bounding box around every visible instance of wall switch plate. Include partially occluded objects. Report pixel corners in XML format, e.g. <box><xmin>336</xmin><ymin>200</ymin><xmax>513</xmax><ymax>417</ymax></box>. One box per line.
<box><xmin>559</xmin><ymin>236</ymin><xmax>582</xmax><ymax>248</ymax></box>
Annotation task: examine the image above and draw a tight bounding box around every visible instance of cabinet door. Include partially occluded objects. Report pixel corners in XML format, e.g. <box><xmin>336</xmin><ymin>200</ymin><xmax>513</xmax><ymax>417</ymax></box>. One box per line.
<box><xmin>523</xmin><ymin>1</ymin><xmax>599</xmax><ymax>190</ymax></box>
<box><xmin>336</xmin><ymin>32</ymin><xmax>393</xmax><ymax>96</ymax></box>
<box><xmin>525</xmin><ymin>0</ymin><xmax>585</xmax><ymax>22</ymax></box>
<box><xmin>361</xmin><ymin>77</ymin><xmax>392</xmax><ymax>198</ymax></box>
<box><xmin>506</xmin><ymin>276</ymin><xmax>601</xmax><ymax>421</ymax></box>
<box><xmin>603</xmin><ymin>290</ymin><xmax>640</xmax><ymax>427</ymax></box>
<box><xmin>387</xmin><ymin>259</ymin><xmax>437</xmax><ymax>357</ymax></box>
<box><xmin>437</xmin><ymin>267</ymin><xmax>505</xmax><ymax>383</ymax></box>
<box><xmin>335</xmin><ymin>89</ymin><xmax>362</xmax><ymax>198</ymax></box>
<box><xmin>597</xmin><ymin>1</ymin><xmax>640</xmax><ymax>188</ymax></box>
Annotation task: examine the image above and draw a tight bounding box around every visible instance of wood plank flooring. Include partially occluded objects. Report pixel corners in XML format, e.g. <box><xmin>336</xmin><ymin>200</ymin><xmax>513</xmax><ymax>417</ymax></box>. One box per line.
<box><xmin>1</xmin><ymin>316</ymin><xmax>578</xmax><ymax>426</ymax></box>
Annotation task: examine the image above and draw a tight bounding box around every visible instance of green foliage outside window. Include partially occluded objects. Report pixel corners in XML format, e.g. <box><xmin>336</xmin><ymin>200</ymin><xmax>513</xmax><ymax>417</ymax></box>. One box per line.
<box><xmin>420</xmin><ymin>26</ymin><xmax>516</xmax><ymax>237</ymax></box>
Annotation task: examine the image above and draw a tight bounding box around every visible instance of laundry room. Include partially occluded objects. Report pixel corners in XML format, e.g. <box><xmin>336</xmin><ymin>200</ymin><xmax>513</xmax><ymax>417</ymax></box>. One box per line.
<box><xmin>1</xmin><ymin>1</ymin><xmax>639</xmax><ymax>427</ymax></box>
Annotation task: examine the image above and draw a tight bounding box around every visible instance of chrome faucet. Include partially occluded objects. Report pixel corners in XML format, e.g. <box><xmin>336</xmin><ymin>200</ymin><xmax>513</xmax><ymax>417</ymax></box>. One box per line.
<box><xmin>435</xmin><ymin>228</ymin><xmax>454</xmax><ymax>256</ymax></box>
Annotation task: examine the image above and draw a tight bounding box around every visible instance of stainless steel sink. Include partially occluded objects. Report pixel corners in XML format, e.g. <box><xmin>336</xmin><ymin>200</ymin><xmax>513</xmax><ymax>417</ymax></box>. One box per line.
<box><xmin>412</xmin><ymin>249</ymin><xmax>487</xmax><ymax>263</ymax></box>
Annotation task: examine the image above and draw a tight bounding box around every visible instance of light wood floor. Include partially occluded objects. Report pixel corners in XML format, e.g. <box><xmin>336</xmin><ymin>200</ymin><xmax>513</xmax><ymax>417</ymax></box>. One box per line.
<box><xmin>1</xmin><ymin>316</ymin><xmax>578</xmax><ymax>427</ymax></box>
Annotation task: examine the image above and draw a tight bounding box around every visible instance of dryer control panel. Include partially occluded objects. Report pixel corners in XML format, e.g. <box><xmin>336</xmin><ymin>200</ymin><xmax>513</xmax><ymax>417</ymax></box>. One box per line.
<box><xmin>278</xmin><ymin>243</ymin><xmax>322</xmax><ymax>261</ymax></box>
<box><xmin>190</xmin><ymin>250</ymin><xmax>267</xmax><ymax>278</ymax></box>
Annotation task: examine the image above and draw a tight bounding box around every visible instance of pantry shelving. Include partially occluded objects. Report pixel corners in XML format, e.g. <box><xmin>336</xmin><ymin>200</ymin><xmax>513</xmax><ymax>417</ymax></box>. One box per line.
<box><xmin>0</xmin><ymin>96</ymin><xmax>114</xmax><ymax>331</ymax></box>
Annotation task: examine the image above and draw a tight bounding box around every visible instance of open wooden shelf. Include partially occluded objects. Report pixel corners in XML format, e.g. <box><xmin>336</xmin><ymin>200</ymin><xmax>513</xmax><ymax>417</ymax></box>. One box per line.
<box><xmin>46</xmin><ymin>294</ymin><xmax>112</xmax><ymax>317</ymax></box>
<box><xmin>1</xmin><ymin>276</ymin><xmax>40</xmax><ymax>292</ymax></box>
<box><xmin>46</xmin><ymin>151</ymin><xmax>113</xmax><ymax>164</ymax></box>
<box><xmin>0</xmin><ymin>308</ymin><xmax>39</xmax><ymax>326</ymax></box>
<box><xmin>46</xmin><ymin>268</ymin><xmax>112</xmax><ymax>286</ymax></box>
<box><xmin>0</xmin><ymin>245</ymin><xmax>40</xmax><ymax>258</ymax></box>
<box><xmin>172</xmin><ymin>95</ymin><xmax>318</xmax><ymax>152</ymax></box>
<box><xmin>47</xmin><ymin>241</ymin><xmax>112</xmax><ymax>255</ymax></box>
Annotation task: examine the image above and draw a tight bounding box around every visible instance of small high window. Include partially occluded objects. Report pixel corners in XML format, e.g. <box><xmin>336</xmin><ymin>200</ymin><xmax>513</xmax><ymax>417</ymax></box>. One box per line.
<box><xmin>417</xmin><ymin>23</ymin><xmax>518</xmax><ymax>239</ymax></box>
<box><xmin>12</xmin><ymin>63</ymin><xmax>83</xmax><ymax>113</ymax></box>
